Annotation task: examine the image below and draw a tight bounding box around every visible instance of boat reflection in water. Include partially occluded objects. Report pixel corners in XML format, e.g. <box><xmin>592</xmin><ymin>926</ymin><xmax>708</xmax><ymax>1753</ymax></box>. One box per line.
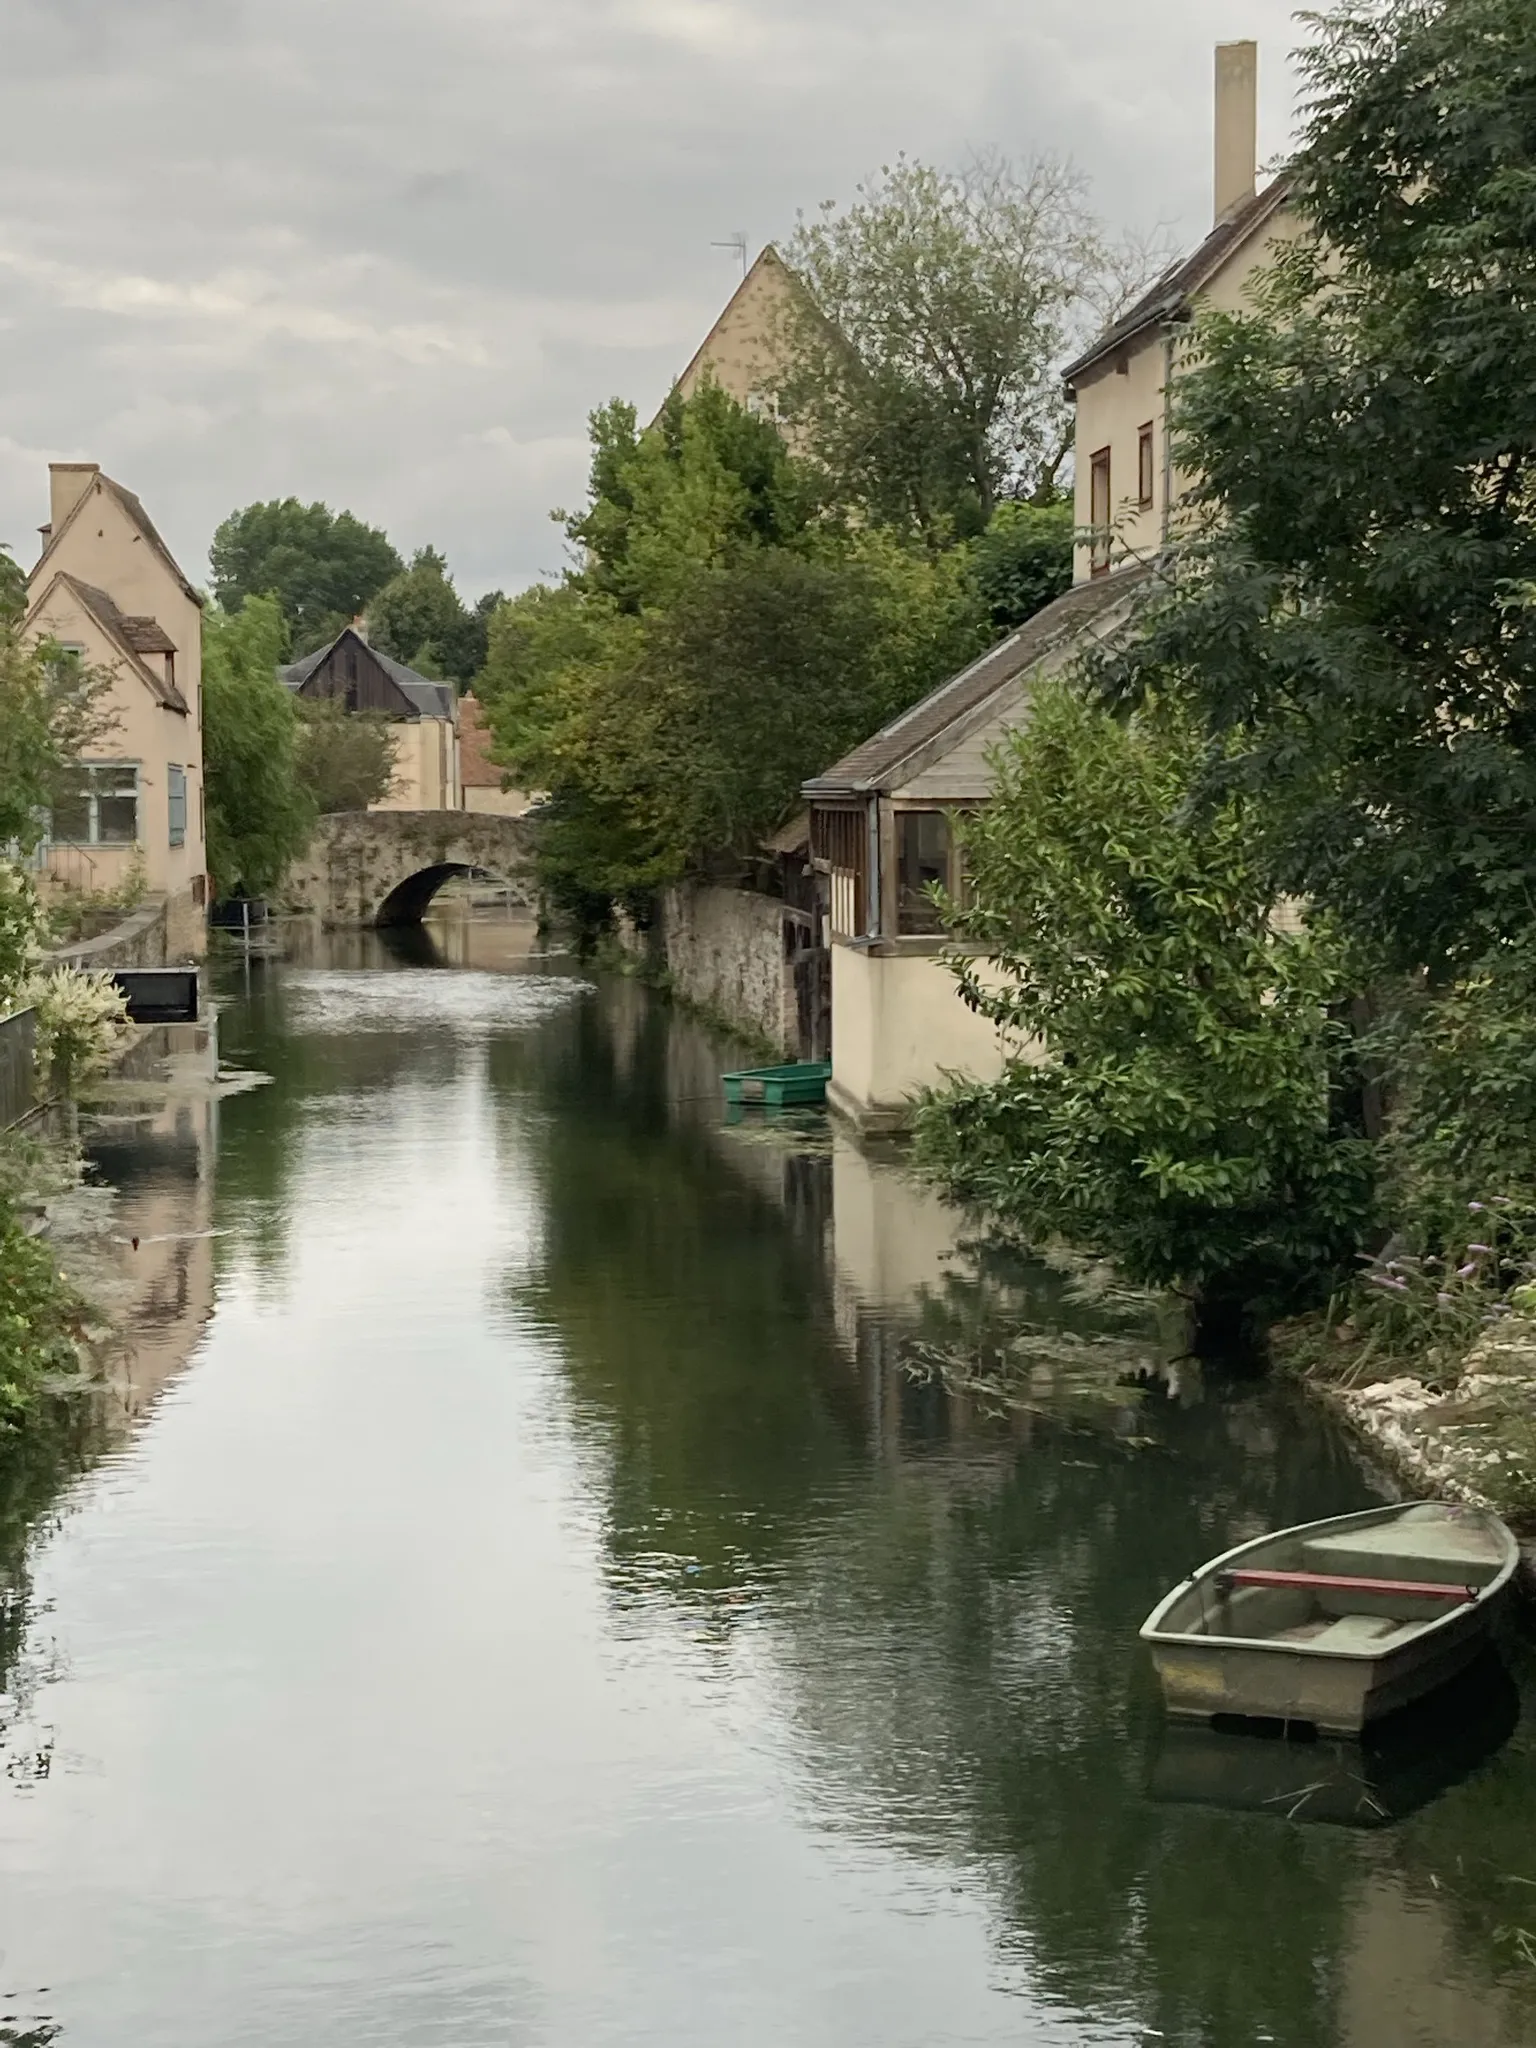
<box><xmin>1147</xmin><ymin>1650</ymin><xmax>1521</xmax><ymax>1827</ymax></box>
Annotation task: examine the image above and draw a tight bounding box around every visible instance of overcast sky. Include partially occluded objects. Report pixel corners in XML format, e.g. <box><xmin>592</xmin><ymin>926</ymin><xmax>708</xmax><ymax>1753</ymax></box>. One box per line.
<box><xmin>0</xmin><ymin>0</ymin><xmax>1306</xmax><ymax>601</ymax></box>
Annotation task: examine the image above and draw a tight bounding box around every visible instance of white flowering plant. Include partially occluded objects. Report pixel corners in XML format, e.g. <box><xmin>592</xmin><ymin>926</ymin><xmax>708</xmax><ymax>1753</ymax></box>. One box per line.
<box><xmin>0</xmin><ymin>859</ymin><xmax>44</xmax><ymax>1014</ymax></box>
<box><xmin>22</xmin><ymin>965</ymin><xmax>131</xmax><ymax>1097</ymax></box>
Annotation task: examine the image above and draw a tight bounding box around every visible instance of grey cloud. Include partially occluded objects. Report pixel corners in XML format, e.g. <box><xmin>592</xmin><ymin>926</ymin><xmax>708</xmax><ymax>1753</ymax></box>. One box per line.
<box><xmin>0</xmin><ymin>0</ymin><xmax>1305</xmax><ymax>599</ymax></box>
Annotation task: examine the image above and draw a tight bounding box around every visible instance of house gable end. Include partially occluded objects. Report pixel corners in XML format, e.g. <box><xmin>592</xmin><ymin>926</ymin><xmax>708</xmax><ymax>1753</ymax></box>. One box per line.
<box><xmin>30</xmin><ymin>468</ymin><xmax>201</xmax><ymax>609</ymax></box>
<box><xmin>290</xmin><ymin>629</ymin><xmax>422</xmax><ymax>717</ymax></box>
<box><xmin>23</xmin><ymin>571</ymin><xmax>188</xmax><ymax>715</ymax></box>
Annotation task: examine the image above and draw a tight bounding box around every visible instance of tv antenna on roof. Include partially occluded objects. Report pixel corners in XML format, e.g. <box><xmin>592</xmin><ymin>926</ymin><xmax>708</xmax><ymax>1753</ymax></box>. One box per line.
<box><xmin>711</xmin><ymin>232</ymin><xmax>748</xmax><ymax>280</ymax></box>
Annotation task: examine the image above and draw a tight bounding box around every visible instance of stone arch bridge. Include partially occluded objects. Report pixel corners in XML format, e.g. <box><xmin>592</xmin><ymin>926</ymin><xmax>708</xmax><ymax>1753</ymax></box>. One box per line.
<box><xmin>284</xmin><ymin>811</ymin><xmax>537</xmax><ymax>927</ymax></box>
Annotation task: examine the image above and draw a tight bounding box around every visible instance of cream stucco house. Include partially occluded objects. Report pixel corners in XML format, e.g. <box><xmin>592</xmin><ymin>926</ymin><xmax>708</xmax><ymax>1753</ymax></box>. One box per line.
<box><xmin>279</xmin><ymin>625</ymin><xmax>462</xmax><ymax>812</ymax></box>
<box><xmin>24</xmin><ymin>463</ymin><xmax>207</xmax><ymax>956</ymax></box>
<box><xmin>804</xmin><ymin>570</ymin><xmax>1151</xmax><ymax>1131</ymax></box>
<box><xmin>1063</xmin><ymin>40</ymin><xmax>1297</xmax><ymax>580</ymax></box>
<box><xmin>804</xmin><ymin>40</ymin><xmax>1294</xmax><ymax>1131</ymax></box>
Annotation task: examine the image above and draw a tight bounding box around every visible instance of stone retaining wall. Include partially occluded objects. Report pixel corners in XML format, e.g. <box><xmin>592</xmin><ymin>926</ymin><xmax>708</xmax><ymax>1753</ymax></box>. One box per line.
<box><xmin>47</xmin><ymin>886</ymin><xmax>206</xmax><ymax>971</ymax></box>
<box><xmin>622</xmin><ymin>884</ymin><xmax>814</xmax><ymax>1057</ymax></box>
<box><xmin>49</xmin><ymin>895</ymin><xmax>168</xmax><ymax>971</ymax></box>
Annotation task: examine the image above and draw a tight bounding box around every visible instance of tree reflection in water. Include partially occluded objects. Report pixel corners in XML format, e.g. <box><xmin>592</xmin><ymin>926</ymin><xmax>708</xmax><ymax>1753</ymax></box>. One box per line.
<box><xmin>499</xmin><ymin>983</ymin><xmax>1536</xmax><ymax>2048</ymax></box>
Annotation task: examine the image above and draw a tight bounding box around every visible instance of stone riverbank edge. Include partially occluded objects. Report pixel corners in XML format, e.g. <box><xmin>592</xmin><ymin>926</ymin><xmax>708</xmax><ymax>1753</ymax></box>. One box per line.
<box><xmin>1284</xmin><ymin>1315</ymin><xmax>1536</xmax><ymax>1590</ymax></box>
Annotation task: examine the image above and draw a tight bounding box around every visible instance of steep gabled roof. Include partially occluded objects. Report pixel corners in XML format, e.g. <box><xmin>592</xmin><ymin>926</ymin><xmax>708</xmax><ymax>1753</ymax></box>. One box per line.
<box><xmin>804</xmin><ymin>565</ymin><xmax>1153</xmax><ymax>799</ymax></box>
<box><xmin>32</xmin><ymin>466</ymin><xmax>203</xmax><ymax>605</ymax></box>
<box><xmin>279</xmin><ymin>627</ymin><xmax>456</xmax><ymax>720</ymax></box>
<box><xmin>669</xmin><ymin>244</ymin><xmax>794</xmax><ymax>394</ymax></box>
<box><xmin>1061</xmin><ymin>178</ymin><xmax>1292</xmax><ymax>389</ymax></box>
<box><xmin>25</xmin><ymin>570</ymin><xmax>190</xmax><ymax>714</ymax></box>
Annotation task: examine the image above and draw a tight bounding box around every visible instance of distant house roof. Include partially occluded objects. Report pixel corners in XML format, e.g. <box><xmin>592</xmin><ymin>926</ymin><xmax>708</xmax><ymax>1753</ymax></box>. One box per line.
<box><xmin>1061</xmin><ymin>178</ymin><xmax>1292</xmax><ymax>389</ymax></box>
<box><xmin>457</xmin><ymin>692</ymin><xmax>505</xmax><ymax>788</ymax></box>
<box><xmin>32</xmin><ymin>465</ymin><xmax>204</xmax><ymax>606</ymax></box>
<box><xmin>26</xmin><ymin>570</ymin><xmax>189</xmax><ymax>713</ymax></box>
<box><xmin>280</xmin><ymin>628</ymin><xmax>456</xmax><ymax>720</ymax></box>
<box><xmin>803</xmin><ymin>566</ymin><xmax>1153</xmax><ymax>800</ymax></box>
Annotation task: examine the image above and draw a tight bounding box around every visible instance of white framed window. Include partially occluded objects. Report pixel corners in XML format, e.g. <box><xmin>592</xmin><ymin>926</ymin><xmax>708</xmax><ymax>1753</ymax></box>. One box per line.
<box><xmin>168</xmin><ymin>764</ymin><xmax>187</xmax><ymax>848</ymax></box>
<box><xmin>51</xmin><ymin>761</ymin><xmax>140</xmax><ymax>846</ymax></box>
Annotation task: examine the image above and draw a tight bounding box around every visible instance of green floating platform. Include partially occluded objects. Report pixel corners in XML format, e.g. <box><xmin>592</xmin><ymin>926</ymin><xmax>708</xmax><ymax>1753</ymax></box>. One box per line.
<box><xmin>721</xmin><ymin>1061</ymin><xmax>832</xmax><ymax>1108</ymax></box>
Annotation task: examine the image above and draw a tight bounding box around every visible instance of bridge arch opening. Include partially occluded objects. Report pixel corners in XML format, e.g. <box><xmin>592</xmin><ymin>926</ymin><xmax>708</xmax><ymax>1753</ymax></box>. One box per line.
<box><xmin>374</xmin><ymin>862</ymin><xmax>519</xmax><ymax>927</ymax></box>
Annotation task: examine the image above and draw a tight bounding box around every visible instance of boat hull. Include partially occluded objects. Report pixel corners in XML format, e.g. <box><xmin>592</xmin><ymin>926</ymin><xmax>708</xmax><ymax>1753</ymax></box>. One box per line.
<box><xmin>1141</xmin><ymin>1502</ymin><xmax>1518</xmax><ymax>1736</ymax></box>
<box><xmin>1147</xmin><ymin>1598</ymin><xmax>1497</xmax><ymax>1734</ymax></box>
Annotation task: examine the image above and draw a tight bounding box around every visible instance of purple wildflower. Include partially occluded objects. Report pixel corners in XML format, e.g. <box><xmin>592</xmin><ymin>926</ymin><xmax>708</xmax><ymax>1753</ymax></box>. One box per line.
<box><xmin>1467</xmin><ymin>1243</ymin><xmax>1493</xmax><ymax>1255</ymax></box>
<box><xmin>1469</xmin><ymin>1201</ymin><xmax>1487</xmax><ymax>1213</ymax></box>
<box><xmin>1437</xmin><ymin>1292</ymin><xmax>1454</xmax><ymax>1305</ymax></box>
<box><xmin>1457</xmin><ymin>1262</ymin><xmax>1479</xmax><ymax>1278</ymax></box>
<box><xmin>1368</xmin><ymin>1273</ymin><xmax>1411</xmax><ymax>1292</ymax></box>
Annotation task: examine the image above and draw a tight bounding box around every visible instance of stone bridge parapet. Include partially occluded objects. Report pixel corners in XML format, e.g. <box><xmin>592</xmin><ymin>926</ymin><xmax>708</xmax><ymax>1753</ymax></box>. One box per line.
<box><xmin>283</xmin><ymin>811</ymin><xmax>538</xmax><ymax>927</ymax></box>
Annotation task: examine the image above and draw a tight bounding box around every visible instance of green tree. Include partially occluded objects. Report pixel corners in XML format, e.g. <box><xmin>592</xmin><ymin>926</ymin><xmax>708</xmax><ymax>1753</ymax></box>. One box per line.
<box><xmin>0</xmin><ymin>548</ymin><xmax>114</xmax><ymax>856</ymax></box>
<box><xmin>1097</xmin><ymin>0</ymin><xmax>1536</xmax><ymax>980</ymax></box>
<box><xmin>480</xmin><ymin>383</ymin><xmax>996</xmax><ymax>918</ymax></box>
<box><xmin>367</xmin><ymin>547</ymin><xmax>501</xmax><ymax>688</ymax></box>
<box><xmin>209</xmin><ymin>500</ymin><xmax>401</xmax><ymax>656</ymax></box>
<box><xmin>369</xmin><ymin>546</ymin><xmax>464</xmax><ymax>680</ymax></box>
<box><xmin>567</xmin><ymin>384</ymin><xmax>817</xmax><ymax>613</ymax></box>
<box><xmin>294</xmin><ymin>699</ymin><xmax>398</xmax><ymax>815</ymax></box>
<box><xmin>776</xmin><ymin>155</ymin><xmax>1108</xmax><ymax>541</ymax></box>
<box><xmin>202</xmin><ymin>597</ymin><xmax>315</xmax><ymax>896</ymax></box>
<box><xmin>563</xmin><ymin>541</ymin><xmax>983</xmax><ymax>890</ymax></box>
<box><xmin>967</xmin><ymin>500</ymin><xmax>1074</xmax><ymax>634</ymax></box>
<box><xmin>913</xmin><ymin>682</ymin><xmax>1375</xmax><ymax>1339</ymax></box>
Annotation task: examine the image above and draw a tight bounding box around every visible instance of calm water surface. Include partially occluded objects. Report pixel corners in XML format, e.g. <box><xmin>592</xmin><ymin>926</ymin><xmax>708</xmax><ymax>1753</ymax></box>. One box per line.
<box><xmin>1</xmin><ymin>910</ymin><xmax>1534</xmax><ymax>2048</ymax></box>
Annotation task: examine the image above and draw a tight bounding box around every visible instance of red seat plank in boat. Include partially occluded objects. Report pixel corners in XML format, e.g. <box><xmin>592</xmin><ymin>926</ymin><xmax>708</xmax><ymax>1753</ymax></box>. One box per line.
<box><xmin>1216</xmin><ymin>1567</ymin><xmax>1476</xmax><ymax>1603</ymax></box>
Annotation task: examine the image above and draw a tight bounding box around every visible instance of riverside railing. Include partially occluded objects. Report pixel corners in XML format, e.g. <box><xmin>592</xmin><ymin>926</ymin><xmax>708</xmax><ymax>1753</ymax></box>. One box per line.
<box><xmin>0</xmin><ymin>1008</ymin><xmax>37</xmax><ymax>1129</ymax></box>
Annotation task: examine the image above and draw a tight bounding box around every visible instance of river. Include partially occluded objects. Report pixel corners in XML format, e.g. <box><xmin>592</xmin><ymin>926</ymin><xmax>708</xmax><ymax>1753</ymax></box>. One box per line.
<box><xmin>0</xmin><ymin>909</ymin><xmax>1533</xmax><ymax>2048</ymax></box>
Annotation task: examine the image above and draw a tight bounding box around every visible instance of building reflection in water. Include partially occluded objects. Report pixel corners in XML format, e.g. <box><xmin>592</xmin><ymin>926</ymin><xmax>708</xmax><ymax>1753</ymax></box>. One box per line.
<box><xmin>78</xmin><ymin>1022</ymin><xmax>221</xmax><ymax>1430</ymax></box>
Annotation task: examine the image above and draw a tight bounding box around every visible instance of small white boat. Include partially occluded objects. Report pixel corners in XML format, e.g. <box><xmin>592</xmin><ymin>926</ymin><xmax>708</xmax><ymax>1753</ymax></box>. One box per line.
<box><xmin>1141</xmin><ymin>1501</ymin><xmax>1519</xmax><ymax>1736</ymax></box>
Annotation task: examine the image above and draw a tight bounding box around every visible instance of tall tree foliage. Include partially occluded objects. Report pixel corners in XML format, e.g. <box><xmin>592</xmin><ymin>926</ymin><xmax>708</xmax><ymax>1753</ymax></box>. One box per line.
<box><xmin>968</xmin><ymin>502</ymin><xmax>1074</xmax><ymax>634</ymax></box>
<box><xmin>294</xmin><ymin>701</ymin><xmax>398</xmax><ymax>816</ymax></box>
<box><xmin>367</xmin><ymin>546</ymin><xmax>501</xmax><ymax>687</ymax></box>
<box><xmin>202</xmin><ymin>598</ymin><xmax>315</xmax><ymax>896</ymax></box>
<box><xmin>209</xmin><ymin>500</ymin><xmax>402</xmax><ymax>657</ymax></box>
<box><xmin>776</xmin><ymin>156</ymin><xmax>1111</xmax><ymax>541</ymax></box>
<box><xmin>567</xmin><ymin>387</ymin><xmax>816</xmax><ymax>611</ymax></box>
<box><xmin>0</xmin><ymin>548</ymin><xmax>114</xmax><ymax>856</ymax></box>
<box><xmin>913</xmin><ymin>683</ymin><xmax>1374</xmax><ymax>1335</ymax></box>
<box><xmin>478</xmin><ymin>385</ymin><xmax>986</xmax><ymax>912</ymax></box>
<box><xmin>1098</xmin><ymin>0</ymin><xmax>1536</xmax><ymax>979</ymax></box>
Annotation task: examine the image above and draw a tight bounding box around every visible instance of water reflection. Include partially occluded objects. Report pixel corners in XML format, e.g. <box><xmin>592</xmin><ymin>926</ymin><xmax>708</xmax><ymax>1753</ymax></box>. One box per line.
<box><xmin>0</xmin><ymin>915</ymin><xmax>1528</xmax><ymax>2048</ymax></box>
<box><xmin>1149</xmin><ymin>1656</ymin><xmax>1523</xmax><ymax>1828</ymax></box>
